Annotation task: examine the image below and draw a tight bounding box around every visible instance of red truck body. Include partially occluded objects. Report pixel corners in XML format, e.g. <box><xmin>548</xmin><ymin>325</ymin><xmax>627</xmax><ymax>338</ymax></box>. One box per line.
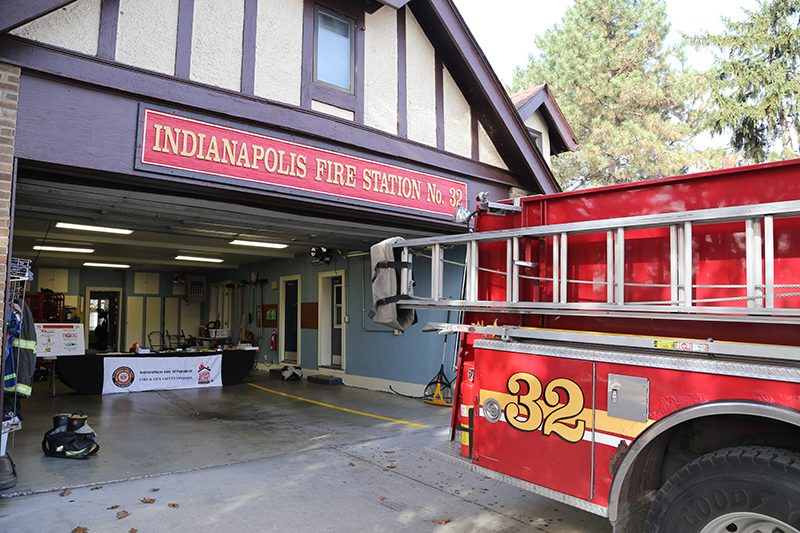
<box><xmin>375</xmin><ymin>159</ymin><xmax>800</xmax><ymax>533</ymax></box>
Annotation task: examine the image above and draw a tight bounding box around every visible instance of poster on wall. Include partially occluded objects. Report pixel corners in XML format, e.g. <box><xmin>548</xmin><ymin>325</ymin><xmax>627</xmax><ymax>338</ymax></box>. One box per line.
<box><xmin>35</xmin><ymin>324</ymin><xmax>85</xmax><ymax>356</ymax></box>
<box><xmin>102</xmin><ymin>354</ymin><xmax>222</xmax><ymax>394</ymax></box>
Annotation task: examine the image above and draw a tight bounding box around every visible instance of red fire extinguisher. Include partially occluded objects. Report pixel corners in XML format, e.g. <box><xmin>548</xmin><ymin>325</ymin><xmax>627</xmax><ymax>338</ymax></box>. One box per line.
<box><xmin>459</xmin><ymin>361</ymin><xmax>475</xmax><ymax>458</ymax></box>
<box><xmin>270</xmin><ymin>331</ymin><xmax>277</xmax><ymax>351</ymax></box>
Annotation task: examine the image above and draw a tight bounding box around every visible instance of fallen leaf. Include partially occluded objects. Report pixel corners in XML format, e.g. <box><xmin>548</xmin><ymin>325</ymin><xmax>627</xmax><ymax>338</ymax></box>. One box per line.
<box><xmin>384</xmin><ymin>451</ymin><xmax>395</xmax><ymax>454</ymax></box>
<box><xmin>129</xmin><ymin>529</ymin><xmax>138</xmax><ymax>533</ymax></box>
<box><xmin>90</xmin><ymin>486</ymin><xmax>102</xmax><ymax>491</ymax></box>
<box><xmin>387</xmin><ymin>465</ymin><xmax>396</xmax><ymax>469</ymax></box>
<box><xmin>432</xmin><ymin>519</ymin><xmax>452</xmax><ymax>524</ymax></box>
<box><xmin>168</xmin><ymin>503</ymin><xmax>179</xmax><ymax>508</ymax></box>
<box><xmin>116</xmin><ymin>510</ymin><xmax>131</xmax><ymax>520</ymax></box>
<box><xmin>149</xmin><ymin>488</ymin><xmax>160</xmax><ymax>492</ymax></box>
<box><xmin>379</xmin><ymin>497</ymin><xmax>387</xmax><ymax>501</ymax></box>
<box><xmin>140</xmin><ymin>498</ymin><xmax>155</xmax><ymax>504</ymax></box>
<box><xmin>348</xmin><ymin>462</ymin><xmax>355</xmax><ymax>467</ymax></box>
<box><xmin>71</xmin><ymin>527</ymin><xmax>89</xmax><ymax>533</ymax></box>
<box><xmin>60</xmin><ymin>489</ymin><xmax>72</xmax><ymax>497</ymax></box>
<box><xmin>107</xmin><ymin>505</ymin><xmax>119</xmax><ymax>510</ymax></box>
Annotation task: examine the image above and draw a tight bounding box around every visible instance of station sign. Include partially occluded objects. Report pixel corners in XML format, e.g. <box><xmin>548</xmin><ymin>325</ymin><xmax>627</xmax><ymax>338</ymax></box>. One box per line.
<box><xmin>136</xmin><ymin>106</ymin><xmax>467</xmax><ymax>217</ymax></box>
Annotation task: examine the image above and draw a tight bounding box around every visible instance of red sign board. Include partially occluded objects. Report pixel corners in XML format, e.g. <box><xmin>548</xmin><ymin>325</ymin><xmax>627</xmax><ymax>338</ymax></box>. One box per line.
<box><xmin>137</xmin><ymin>107</ymin><xmax>467</xmax><ymax>217</ymax></box>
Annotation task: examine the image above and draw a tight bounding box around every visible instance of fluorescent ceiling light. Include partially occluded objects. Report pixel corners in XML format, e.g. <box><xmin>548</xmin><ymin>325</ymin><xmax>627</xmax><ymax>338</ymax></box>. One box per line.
<box><xmin>175</xmin><ymin>255</ymin><xmax>224</xmax><ymax>263</ymax></box>
<box><xmin>84</xmin><ymin>262</ymin><xmax>130</xmax><ymax>269</ymax></box>
<box><xmin>34</xmin><ymin>246</ymin><xmax>94</xmax><ymax>253</ymax></box>
<box><xmin>229</xmin><ymin>240</ymin><xmax>288</xmax><ymax>249</ymax></box>
<box><xmin>56</xmin><ymin>222</ymin><xmax>133</xmax><ymax>235</ymax></box>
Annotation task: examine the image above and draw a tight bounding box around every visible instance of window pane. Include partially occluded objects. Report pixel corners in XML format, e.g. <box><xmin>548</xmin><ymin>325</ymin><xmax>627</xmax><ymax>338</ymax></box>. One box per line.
<box><xmin>316</xmin><ymin>11</ymin><xmax>352</xmax><ymax>91</ymax></box>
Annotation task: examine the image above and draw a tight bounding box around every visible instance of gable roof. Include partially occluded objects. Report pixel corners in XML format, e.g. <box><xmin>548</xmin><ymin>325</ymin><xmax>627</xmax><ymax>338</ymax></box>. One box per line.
<box><xmin>3</xmin><ymin>0</ymin><xmax>562</xmax><ymax>195</ymax></box>
<box><xmin>511</xmin><ymin>84</ymin><xmax>578</xmax><ymax>155</ymax></box>
<box><xmin>409</xmin><ymin>0</ymin><xmax>561</xmax><ymax>194</ymax></box>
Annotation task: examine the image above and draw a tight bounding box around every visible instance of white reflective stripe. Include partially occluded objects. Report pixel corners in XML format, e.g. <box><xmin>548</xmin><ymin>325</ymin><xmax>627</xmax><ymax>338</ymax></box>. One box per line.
<box><xmin>14</xmin><ymin>384</ymin><xmax>32</xmax><ymax>396</ymax></box>
<box><xmin>12</xmin><ymin>339</ymin><xmax>37</xmax><ymax>349</ymax></box>
<box><xmin>477</xmin><ymin>407</ymin><xmax>632</xmax><ymax>447</ymax></box>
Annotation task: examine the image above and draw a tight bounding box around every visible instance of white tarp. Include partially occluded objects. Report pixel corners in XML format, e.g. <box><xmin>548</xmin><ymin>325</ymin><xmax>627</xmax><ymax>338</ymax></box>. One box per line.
<box><xmin>102</xmin><ymin>354</ymin><xmax>222</xmax><ymax>394</ymax></box>
<box><xmin>369</xmin><ymin>236</ymin><xmax>416</xmax><ymax>332</ymax></box>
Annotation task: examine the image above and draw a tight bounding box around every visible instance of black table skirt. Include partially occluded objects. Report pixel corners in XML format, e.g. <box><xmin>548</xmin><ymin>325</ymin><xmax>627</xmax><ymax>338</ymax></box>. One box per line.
<box><xmin>56</xmin><ymin>350</ymin><xmax>256</xmax><ymax>394</ymax></box>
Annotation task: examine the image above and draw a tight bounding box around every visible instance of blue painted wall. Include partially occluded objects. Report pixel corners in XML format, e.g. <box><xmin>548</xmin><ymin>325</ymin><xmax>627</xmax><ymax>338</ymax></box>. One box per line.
<box><xmin>32</xmin><ymin>243</ymin><xmax>466</xmax><ymax>387</ymax></box>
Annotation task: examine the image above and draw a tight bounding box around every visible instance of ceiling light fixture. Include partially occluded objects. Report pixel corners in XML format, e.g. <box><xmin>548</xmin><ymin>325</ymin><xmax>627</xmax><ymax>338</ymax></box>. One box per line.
<box><xmin>229</xmin><ymin>240</ymin><xmax>288</xmax><ymax>249</ymax></box>
<box><xmin>83</xmin><ymin>262</ymin><xmax>130</xmax><ymax>269</ymax></box>
<box><xmin>56</xmin><ymin>222</ymin><xmax>133</xmax><ymax>234</ymax></box>
<box><xmin>175</xmin><ymin>255</ymin><xmax>224</xmax><ymax>263</ymax></box>
<box><xmin>33</xmin><ymin>246</ymin><xmax>94</xmax><ymax>253</ymax></box>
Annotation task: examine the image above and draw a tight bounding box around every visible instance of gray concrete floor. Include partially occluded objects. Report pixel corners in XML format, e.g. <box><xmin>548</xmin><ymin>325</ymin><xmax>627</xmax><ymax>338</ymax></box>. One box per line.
<box><xmin>0</xmin><ymin>370</ymin><xmax>612</xmax><ymax>532</ymax></box>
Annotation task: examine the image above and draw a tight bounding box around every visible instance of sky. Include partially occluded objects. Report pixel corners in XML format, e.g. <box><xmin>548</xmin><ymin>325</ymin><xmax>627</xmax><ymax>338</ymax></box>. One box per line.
<box><xmin>452</xmin><ymin>0</ymin><xmax>760</xmax><ymax>86</ymax></box>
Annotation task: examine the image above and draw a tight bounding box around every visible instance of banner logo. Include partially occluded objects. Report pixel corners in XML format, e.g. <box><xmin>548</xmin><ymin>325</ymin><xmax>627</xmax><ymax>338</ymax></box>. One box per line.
<box><xmin>198</xmin><ymin>364</ymin><xmax>212</xmax><ymax>385</ymax></box>
<box><xmin>112</xmin><ymin>366</ymin><xmax>135</xmax><ymax>388</ymax></box>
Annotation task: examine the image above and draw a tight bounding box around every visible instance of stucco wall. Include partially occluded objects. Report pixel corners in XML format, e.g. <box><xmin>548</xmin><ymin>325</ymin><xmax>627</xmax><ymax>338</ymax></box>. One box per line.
<box><xmin>404</xmin><ymin>10</ymin><xmax>436</xmax><ymax>147</ymax></box>
<box><xmin>364</xmin><ymin>7</ymin><xmax>398</xmax><ymax>135</ymax></box>
<box><xmin>478</xmin><ymin>123</ymin><xmax>507</xmax><ymax>170</ymax></box>
<box><xmin>525</xmin><ymin>110</ymin><xmax>551</xmax><ymax>167</ymax></box>
<box><xmin>254</xmin><ymin>0</ymin><xmax>303</xmax><ymax>105</ymax></box>
<box><xmin>11</xmin><ymin>0</ymin><xmax>101</xmax><ymax>56</ymax></box>
<box><xmin>443</xmin><ymin>68</ymin><xmax>471</xmax><ymax>158</ymax></box>
<box><xmin>190</xmin><ymin>0</ymin><xmax>244</xmax><ymax>92</ymax></box>
<box><xmin>116</xmin><ymin>0</ymin><xmax>179</xmax><ymax>76</ymax></box>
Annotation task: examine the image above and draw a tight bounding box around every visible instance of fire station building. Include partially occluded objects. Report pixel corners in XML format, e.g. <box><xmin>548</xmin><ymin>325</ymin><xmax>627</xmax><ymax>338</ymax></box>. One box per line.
<box><xmin>0</xmin><ymin>0</ymin><xmax>575</xmax><ymax>393</ymax></box>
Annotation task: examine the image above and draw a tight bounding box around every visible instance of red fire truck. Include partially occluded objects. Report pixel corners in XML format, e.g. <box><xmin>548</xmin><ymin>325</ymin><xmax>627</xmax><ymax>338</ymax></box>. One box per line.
<box><xmin>371</xmin><ymin>159</ymin><xmax>800</xmax><ymax>533</ymax></box>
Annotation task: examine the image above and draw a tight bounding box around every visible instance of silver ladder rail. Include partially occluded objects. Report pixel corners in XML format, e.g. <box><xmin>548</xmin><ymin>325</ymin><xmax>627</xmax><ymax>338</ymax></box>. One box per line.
<box><xmin>390</xmin><ymin>199</ymin><xmax>800</xmax><ymax>325</ymax></box>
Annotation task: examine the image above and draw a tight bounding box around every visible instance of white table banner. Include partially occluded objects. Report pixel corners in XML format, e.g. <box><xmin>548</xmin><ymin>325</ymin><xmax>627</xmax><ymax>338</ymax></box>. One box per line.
<box><xmin>103</xmin><ymin>355</ymin><xmax>223</xmax><ymax>394</ymax></box>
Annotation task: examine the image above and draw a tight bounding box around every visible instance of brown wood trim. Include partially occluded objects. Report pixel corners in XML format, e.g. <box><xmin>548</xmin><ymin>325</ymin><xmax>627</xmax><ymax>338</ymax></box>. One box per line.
<box><xmin>0</xmin><ymin>0</ymin><xmax>80</xmax><ymax>34</ymax></box>
<box><xmin>354</xmin><ymin>8</ymin><xmax>365</xmax><ymax>123</ymax></box>
<box><xmin>98</xmin><ymin>0</ymin><xmax>119</xmax><ymax>61</ymax></box>
<box><xmin>435</xmin><ymin>49</ymin><xmax>444</xmax><ymax>150</ymax></box>
<box><xmin>175</xmin><ymin>0</ymin><xmax>194</xmax><ymax>79</ymax></box>
<box><xmin>301</xmin><ymin>0</ymin><xmax>365</xmax><ymax>122</ymax></box>
<box><xmin>301</xmin><ymin>302</ymin><xmax>318</xmax><ymax>329</ymax></box>
<box><xmin>3</xmin><ymin>36</ymin><xmax>524</xmax><ymax>188</ymax></box>
<box><xmin>396</xmin><ymin>6</ymin><xmax>407</xmax><ymax>138</ymax></box>
<box><xmin>241</xmin><ymin>0</ymin><xmax>258</xmax><ymax>95</ymax></box>
<box><xmin>471</xmin><ymin>108</ymin><xmax>479</xmax><ymax>160</ymax></box>
<box><xmin>300</xmin><ymin>0</ymin><xmax>314</xmax><ymax>110</ymax></box>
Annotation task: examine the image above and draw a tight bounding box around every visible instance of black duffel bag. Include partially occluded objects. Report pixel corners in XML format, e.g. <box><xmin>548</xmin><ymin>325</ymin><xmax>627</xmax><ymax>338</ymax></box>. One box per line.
<box><xmin>42</xmin><ymin>411</ymin><xmax>99</xmax><ymax>459</ymax></box>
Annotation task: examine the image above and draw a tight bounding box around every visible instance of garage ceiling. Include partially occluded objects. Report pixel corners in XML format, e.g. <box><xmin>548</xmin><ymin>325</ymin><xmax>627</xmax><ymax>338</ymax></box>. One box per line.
<box><xmin>11</xmin><ymin>178</ymin><xmax>445</xmax><ymax>272</ymax></box>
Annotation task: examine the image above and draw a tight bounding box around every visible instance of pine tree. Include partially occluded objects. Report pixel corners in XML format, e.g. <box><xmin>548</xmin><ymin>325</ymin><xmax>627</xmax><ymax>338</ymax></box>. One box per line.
<box><xmin>694</xmin><ymin>0</ymin><xmax>800</xmax><ymax>163</ymax></box>
<box><xmin>512</xmin><ymin>0</ymin><xmax>707</xmax><ymax>189</ymax></box>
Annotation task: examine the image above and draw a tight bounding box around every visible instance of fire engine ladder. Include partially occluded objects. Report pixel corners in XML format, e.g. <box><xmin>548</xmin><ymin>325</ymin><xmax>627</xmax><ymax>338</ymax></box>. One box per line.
<box><xmin>390</xmin><ymin>199</ymin><xmax>800</xmax><ymax>360</ymax></box>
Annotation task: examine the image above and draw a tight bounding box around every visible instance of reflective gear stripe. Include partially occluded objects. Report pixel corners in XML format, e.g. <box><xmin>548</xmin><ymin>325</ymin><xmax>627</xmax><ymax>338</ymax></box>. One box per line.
<box><xmin>4</xmin><ymin>372</ymin><xmax>17</xmax><ymax>381</ymax></box>
<box><xmin>12</xmin><ymin>339</ymin><xmax>37</xmax><ymax>349</ymax></box>
<box><xmin>10</xmin><ymin>383</ymin><xmax>31</xmax><ymax>396</ymax></box>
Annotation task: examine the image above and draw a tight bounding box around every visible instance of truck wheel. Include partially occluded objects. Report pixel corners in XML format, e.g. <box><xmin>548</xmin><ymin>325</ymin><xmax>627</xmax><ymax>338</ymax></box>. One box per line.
<box><xmin>644</xmin><ymin>446</ymin><xmax>800</xmax><ymax>533</ymax></box>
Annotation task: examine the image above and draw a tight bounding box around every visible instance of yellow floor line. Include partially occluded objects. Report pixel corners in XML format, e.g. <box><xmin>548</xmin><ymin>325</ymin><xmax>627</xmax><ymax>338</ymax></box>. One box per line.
<box><xmin>247</xmin><ymin>383</ymin><xmax>427</xmax><ymax>427</ymax></box>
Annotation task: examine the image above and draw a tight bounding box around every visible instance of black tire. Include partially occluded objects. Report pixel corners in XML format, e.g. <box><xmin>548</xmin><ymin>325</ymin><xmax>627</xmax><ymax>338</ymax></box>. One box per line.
<box><xmin>644</xmin><ymin>446</ymin><xmax>800</xmax><ymax>533</ymax></box>
<box><xmin>728</xmin><ymin>433</ymin><xmax>800</xmax><ymax>454</ymax></box>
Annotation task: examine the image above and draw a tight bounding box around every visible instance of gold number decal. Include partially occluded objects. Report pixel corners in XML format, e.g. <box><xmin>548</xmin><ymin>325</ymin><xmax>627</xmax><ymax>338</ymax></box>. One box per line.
<box><xmin>542</xmin><ymin>378</ymin><xmax>586</xmax><ymax>443</ymax></box>
<box><xmin>449</xmin><ymin>187</ymin><xmax>464</xmax><ymax>207</ymax></box>
<box><xmin>504</xmin><ymin>372</ymin><xmax>544</xmax><ymax>432</ymax></box>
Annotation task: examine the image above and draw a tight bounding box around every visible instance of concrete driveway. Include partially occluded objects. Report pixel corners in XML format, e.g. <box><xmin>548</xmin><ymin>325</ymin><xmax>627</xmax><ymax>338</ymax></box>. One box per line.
<box><xmin>0</xmin><ymin>370</ymin><xmax>611</xmax><ymax>532</ymax></box>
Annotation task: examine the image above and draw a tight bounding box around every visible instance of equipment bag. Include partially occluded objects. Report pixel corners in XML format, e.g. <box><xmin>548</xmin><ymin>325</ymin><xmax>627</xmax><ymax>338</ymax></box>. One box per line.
<box><xmin>42</xmin><ymin>427</ymin><xmax>99</xmax><ymax>459</ymax></box>
<box><xmin>42</xmin><ymin>411</ymin><xmax>100</xmax><ymax>459</ymax></box>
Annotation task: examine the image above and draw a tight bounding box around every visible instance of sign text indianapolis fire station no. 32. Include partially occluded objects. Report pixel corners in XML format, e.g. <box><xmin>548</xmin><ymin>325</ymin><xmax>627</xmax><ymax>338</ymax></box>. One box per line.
<box><xmin>136</xmin><ymin>107</ymin><xmax>467</xmax><ymax>217</ymax></box>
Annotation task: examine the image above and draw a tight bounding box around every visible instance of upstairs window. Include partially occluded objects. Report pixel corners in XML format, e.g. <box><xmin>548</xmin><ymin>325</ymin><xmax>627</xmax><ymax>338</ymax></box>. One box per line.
<box><xmin>314</xmin><ymin>6</ymin><xmax>355</xmax><ymax>94</ymax></box>
<box><xmin>527</xmin><ymin>127</ymin><xmax>543</xmax><ymax>153</ymax></box>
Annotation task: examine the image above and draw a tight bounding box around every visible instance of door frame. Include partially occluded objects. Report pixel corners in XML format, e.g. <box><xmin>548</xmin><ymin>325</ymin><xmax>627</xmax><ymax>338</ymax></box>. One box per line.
<box><xmin>318</xmin><ymin>270</ymin><xmax>345</xmax><ymax>370</ymax></box>
<box><xmin>279</xmin><ymin>274</ymin><xmax>301</xmax><ymax>363</ymax></box>
<box><xmin>85</xmin><ymin>286</ymin><xmax>123</xmax><ymax>352</ymax></box>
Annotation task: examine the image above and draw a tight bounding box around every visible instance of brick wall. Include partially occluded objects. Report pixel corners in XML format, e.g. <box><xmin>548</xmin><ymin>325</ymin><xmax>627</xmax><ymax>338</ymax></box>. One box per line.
<box><xmin>0</xmin><ymin>62</ymin><xmax>20</xmax><ymax>318</ymax></box>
